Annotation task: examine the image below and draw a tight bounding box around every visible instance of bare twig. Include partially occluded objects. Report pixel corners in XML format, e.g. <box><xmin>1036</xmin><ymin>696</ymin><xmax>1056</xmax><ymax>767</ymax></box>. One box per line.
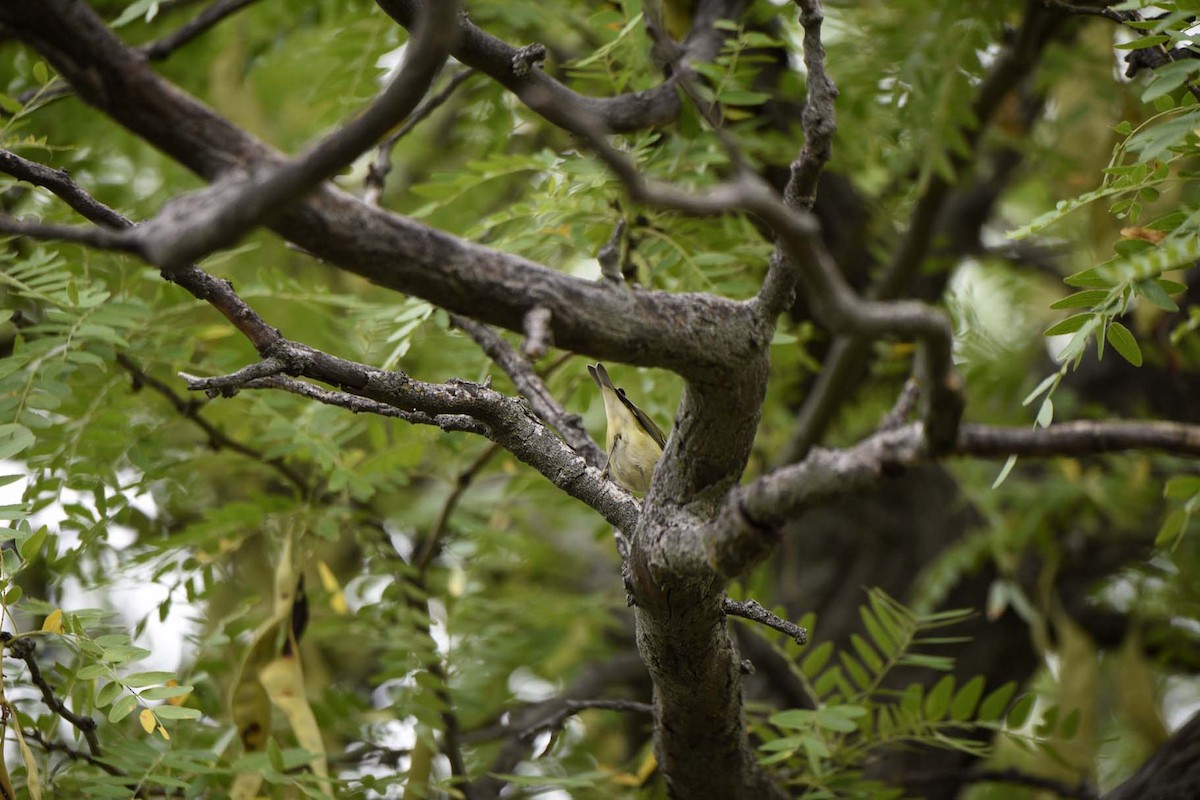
<box><xmin>5</xmin><ymin>638</ymin><xmax>101</xmax><ymax>757</ymax></box>
<box><xmin>412</xmin><ymin>443</ymin><xmax>502</xmax><ymax>572</ymax></box>
<box><xmin>364</xmin><ymin>68</ymin><xmax>477</xmax><ymax>205</ymax></box>
<box><xmin>116</xmin><ymin>354</ymin><xmax>314</xmax><ymax>494</ymax></box>
<box><xmin>597</xmin><ymin>217</ymin><xmax>628</xmax><ymax>283</ymax></box>
<box><xmin>450</xmin><ymin>314</ymin><xmax>604</xmax><ymax>467</ymax></box>
<box><xmin>1041</xmin><ymin>0</ymin><xmax>1135</xmax><ymax>24</ymax></box>
<box><xmin>877</xmin><ymin>377</ymin><xmax>920</xmax><ymax>432</ymax></box>
<box><xmin>760</xmin><ymin>0</ymin><xmax>838</xmax><ymax>328</ymax></box>
<box><xmin>784</xmin><ymin>0</ymin><xmax>837</xmax><ymax>213</ymax></box>
<box><xmin>19</xmin><ymin>727</ymin><xmax>123</xmax><ymax>776</ymax></box>
<box><xmin>519</xmin><ymin>698</ymin><xmax>654</xmax><ymax>740</ymax></box>
<box><xmin>723</xmin><ymin>598</ymin><xmax>807</xmax><ymax>645</ymax></box>
<box><xmin>179</xmin><ymin>360</ymin><xmax>289</xmax><ymax>397</ymax></box>
<box><xmin>0</xmin><ymin>149</ymin><xmax>130</xmax><ymax>229</ymax></box>
<box><xmin>141</xmin><ymin>0</ymin><xmax>261</xmax><ymax>60</ymax></box>
<box><xmin>0</xmin><ymin>214</ymin><xmax>136</xmax><ymax>251</ymax></box>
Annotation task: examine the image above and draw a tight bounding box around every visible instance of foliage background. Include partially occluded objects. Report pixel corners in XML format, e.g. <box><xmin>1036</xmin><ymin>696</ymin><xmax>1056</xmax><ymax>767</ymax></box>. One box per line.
<box><xmin>0</xmin><ymin>0</ymin><xmax>1198</xmax><ymax>798</ymax></box>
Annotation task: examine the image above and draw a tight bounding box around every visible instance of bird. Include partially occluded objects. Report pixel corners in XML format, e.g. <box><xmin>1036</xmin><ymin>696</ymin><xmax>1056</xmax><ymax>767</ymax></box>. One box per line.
<box><xmin>588</xmin><ymin>363</ymin><xmax>666</xmax><ymax>493</ymax></box>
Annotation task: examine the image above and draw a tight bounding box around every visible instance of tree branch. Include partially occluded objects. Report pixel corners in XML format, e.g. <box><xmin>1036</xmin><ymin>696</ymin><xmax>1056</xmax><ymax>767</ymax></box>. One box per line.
<box><xmin>785</xmin><ymin>0</ymin><xmax>1066</xmax><ymax>461</ymax></box>
<box><xmin>450</xmin><ymin>314</ymin><xmax>603</xmax><ymax>468</ymax></box>
<box><xmin>132</xmin><ymin>1</ymin><xmax>459</xmax><ymax>271</ymax></box>
<box><xmin>5</xmin><ymin>637</ymin><xmax>101</xmax><ymax>758</ymax></box>
<box><xmin>141</xmin><ymin>0</ymin><xmax>262</xmax><ymax>60</ymax></box>
<box><xmin>0</xmin><ymin>0</ymin><xmax>764</xmax><ymax>376</ymax></box>
<box><xmin>723</xmin><ymin>598</ymin><xmax>808</xmax><ymax>645</ymax></box>
<box><xmin>709</xmin><ymin>419</ymin><xmax>1200</xmax><ymax>577</ymax></box>
<box><xmin>372</xmin><ymin>0</ymin><xmax>744</xmax><ymax>135</ymax></box>
<box><xmin>177</xmin><ymin>337</ymin><xmax>640</xmax><ymax>532</ymax></box>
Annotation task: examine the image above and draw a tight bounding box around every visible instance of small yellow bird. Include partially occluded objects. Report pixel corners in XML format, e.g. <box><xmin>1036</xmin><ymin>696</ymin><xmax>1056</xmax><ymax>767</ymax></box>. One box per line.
<box><xmin>589</xmin><ymin>363</ymin><xmax>666</xmax><ymax>493</ymax></box>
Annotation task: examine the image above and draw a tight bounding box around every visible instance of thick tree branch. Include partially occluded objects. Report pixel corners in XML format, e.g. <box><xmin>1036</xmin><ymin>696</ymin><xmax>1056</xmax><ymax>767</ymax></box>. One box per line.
<box><xmin>373</xmin><ymin>0</ymin><xmax>746</xmax><ymax>135</ymax></box>
<box><xmin>785</xmin><ymin>0</ymin><xmax>1066</xmax><ymax>461</ymax></box>
<box><xmin>133</xmin><ymin>2</ymin><xmax>459</xmax><ymax>270</ymax></box>
<box><xmin>710</xmin><ymin>419</ymin><xmax>1200</xmax><ymax>577</ymax></box>
<box><xmin>0</xmin><ymin>0</ymin><xmax>761</xmax><ymax>376</ymax></box>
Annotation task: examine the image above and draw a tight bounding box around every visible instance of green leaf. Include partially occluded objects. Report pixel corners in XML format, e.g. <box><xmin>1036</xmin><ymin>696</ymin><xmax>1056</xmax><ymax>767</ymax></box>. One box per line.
<box><xmin>801</xmin><ymin>641</ymin><xmax>833</xmax><ymax>678</ymax></box>
<box><xmin>979</xmin><ymin>681</ymin><xmax>1017</xmax><ymax>722</ymax></box>
<box><xmin>1064</xmin><ymin>267</ymin><xmax>1115</xmax><ymax>288</ymax></box>
<box><xmin>992</xmin><ymin>455</ymin><xmax>1018</xmax><ymax>489</ymax></box>
<box><xmin>1135</xmin><ymin>278</ymin><xmax>1179</xmax><ymax>311</ymax></box>
<box><xmin>1115</xmin><ymin>34</ymin><xmax>1170</xmax><ymax>50</ymax></box>
<box><xmin>123</xmin><ymin>671</ymin><xmax>179</xmax><ymax>688</ymax></box>
<box><xmin>267</xmin><ymin>737</ymin><xmax>285</xmax><ymax>773</ymax></box>
<box><xmin>1035</xmin><ymin>704</ymin><xmax>1060</xmax><ymax>737</ymax></box>
<box><xmin>813</xmin><ymin>704</ymin><xmax>868</xmax><ymax>733</ymax></box>
<box><xmin>1036</xmin><ymin>397</ymin><xmax>1054</xmax><ymax>429</ymax></box>
<box><xmin>1106</xmin><ymin>321</ymin><xmax>1143</xmax><ymax>366</ymax></box>
<box><xmin>1022</xmin><ymin>373</ymin><xmax>1060</xmax><ymax>406</ymax></box>
<box><xmin>77</xmin><ymin>664</ymin><xmax>107</xmax><ymax>681</ymax></box>
<box><xmin>108</xmin><ymin>694</ymin><xmax>138</xmax><ymax>723</ymax></box>
<box><xmin>0</xmin><ymin>424</ymin><xmax>36</xmax><ymax>461</ymax></box>
<box><xmin>770</xmin><ymin>709</ymin><xmax>813</xmax><ymax>730</ymax></box>
<box><xmin>1049</xmin><ymin>290</ymin><xmax>1110</xmax><ymax>310</ymax></box>
<box><xmin>1059</xmin><ymin>707</ymin><xmax>1082</xmax><ymax>739</ymax></box>
<box><xmin>96</xmin><ymin>681</ymin><xmax>123</xmax><ymax>708</ymax></box>
<box><xmin>950</xmin><ymin>675</ymin><xmax>986</xmax><ymax>721</ymax></box>
<box><xmin>1045</xmin><ymin>314</ymin><xmax>1093</xmax><ymax>337</ymax></box>
<box><xmin>1156</xmin><ymin>508</ymin><xmax>1189</xmax><ymax>546</ymax></box>
<box><xmin>924</xmin><ymin>674</ymin><xmax>955</xmax><ymax>721</ymax></box>
<box><xmin>839</xmin><ymin>651</ymin><xmax>872</xmax><ymax>693</ymax></box>
<box><xmin>1006</xmin><ymin>694</ymin><xmax>1035</xmax><ymax>728</ymax></box>
<box><xmin>139</xmin><ymin>685</ymin><xmax>193</xmax><ymax>701</ymax></box>
<box><xmin>850</xmin><ymin>634</ymin><xmax>883</xmax><ymax>673</ymax></box>
<box><xmin>1165</xmin><ymin>475</ymin><xmax>1200</xmax><ymax>500</ymax></box>
<box><xmin>151</xmin><ymin>705</ymin><xmax>200</xmax><ymax>720</ymax></box>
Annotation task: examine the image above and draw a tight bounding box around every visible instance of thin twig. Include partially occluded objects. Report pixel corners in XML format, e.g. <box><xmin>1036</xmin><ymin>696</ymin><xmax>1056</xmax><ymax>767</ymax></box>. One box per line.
<box><xmin>141</xmin><ymin>0</ymin><xmax>261</xmax><ymax>60</ymax></box>
<box><xmin>519</xmin><ymin>698</ymin><xmax>654</xmax><ymax>740</ymax></box>
<box><xmin>412</xmin><ymin>443</ymin><xmax>502</xmax><ymax>572</ymax></box>
<box><xmin>117</xmin><ymin>354</ymin><xmax>314</xmax><ymax>495</ymax></box>
<box><xmin>364</xmin><ymin>68</ymin><xmax>477</xmax><ymax>205</ymax></box>
<box><xmin>5</xmin><ymin>638</ymin><xmax>101</xmax><ymax>757</ymax></box>
<box><xmin>450</xmin><ymin>314</ymin><xmax>603</xmax><ymax>467</ymax></box>
<box><xmin>723</xmin><ymin>598</ymin><xmax>808</xmax><ymax>645</ymax></box>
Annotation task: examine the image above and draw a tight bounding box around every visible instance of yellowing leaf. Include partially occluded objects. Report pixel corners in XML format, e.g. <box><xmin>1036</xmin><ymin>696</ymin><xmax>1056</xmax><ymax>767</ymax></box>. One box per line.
<box><xmin>42</xmin><ymin>609</ymin><xmax>63</xmax><ymax>634</ymax></box>
<box><xmin>11</xmin><ymin>721</ymin><xmax>40</xmax><ymax>800</ymax></box>
<box><xmin>316</xmin><ymin>560</ymin><xmax>349</xmax><ymax>615</ymax></box>
<box><xmin>165</xmin><ymin>679</ymin><xmax>190</xmax><ymax>707</ymax></box>
<box><xmin>1120</xmin><ymin>226</ymin><xmax>1166</xmax><ymax>244</ymax></box>
<box><xmin>139</xmin><ymin>708</ymin><xmax>157</xmax><ymax>734</ymax></box>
